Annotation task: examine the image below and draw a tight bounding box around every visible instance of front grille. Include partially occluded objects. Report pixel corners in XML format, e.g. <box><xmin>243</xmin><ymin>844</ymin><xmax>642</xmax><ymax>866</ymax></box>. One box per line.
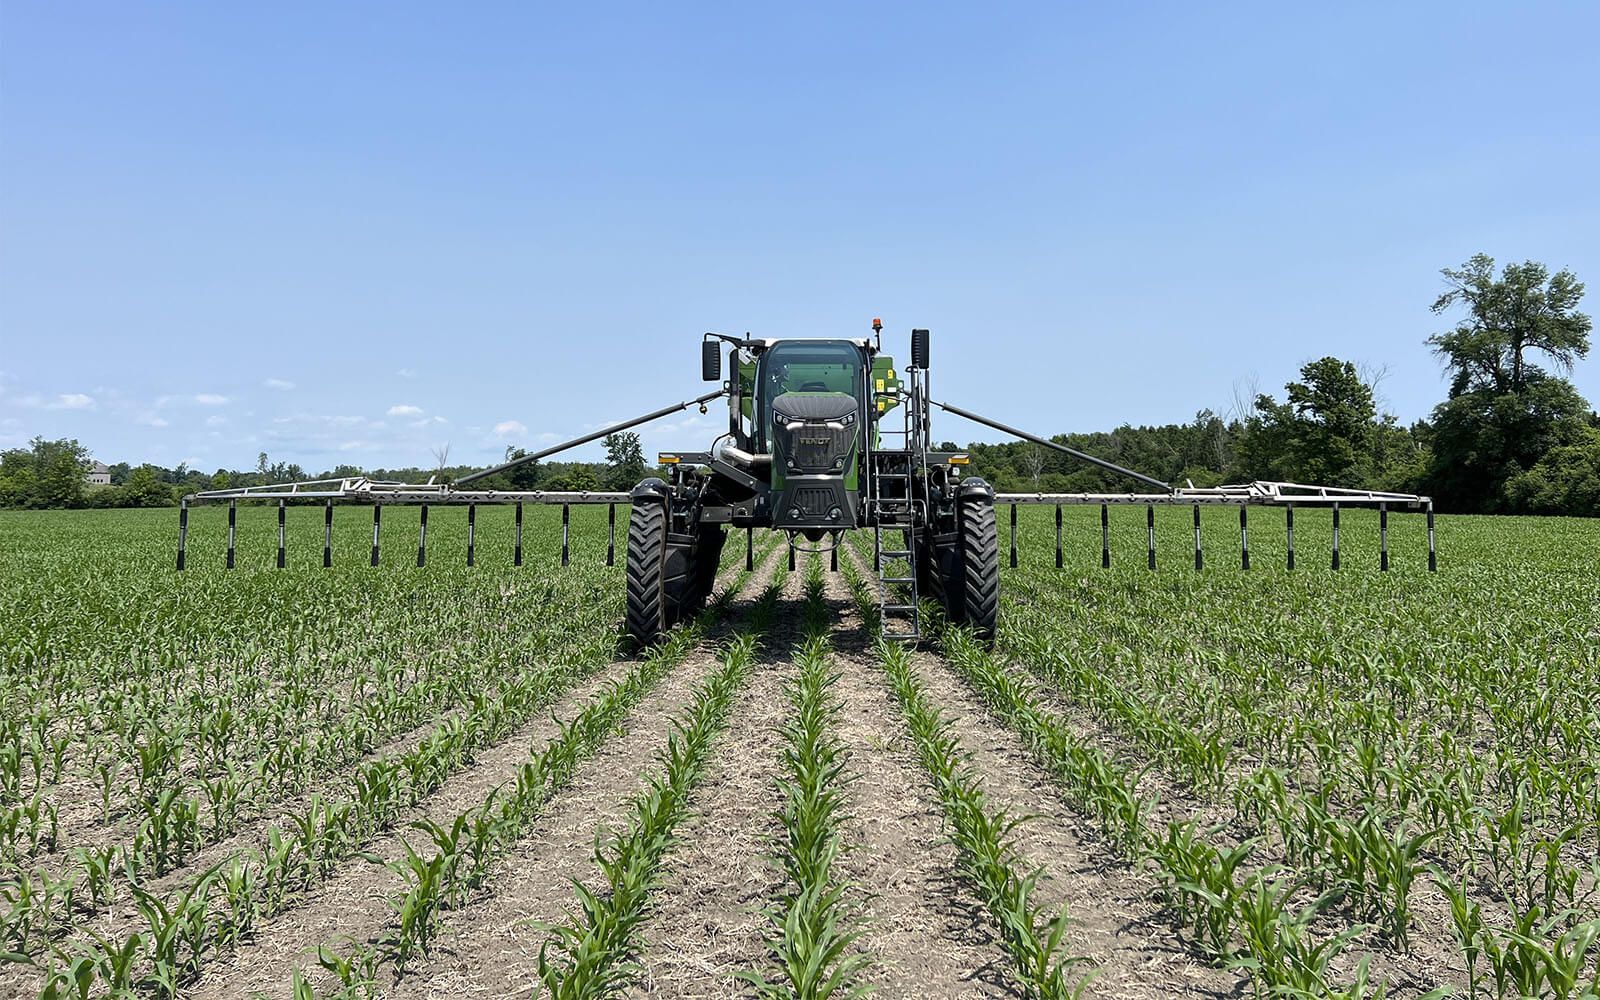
<box><xmin>781</xmin><ymin>423</ymin><xmax>852</xmax><ymax>472</ymax></box>
<box><xmin>792</xmin><ymin>487</ymin><xmax>834</xmax><ymax>515</ymax></box>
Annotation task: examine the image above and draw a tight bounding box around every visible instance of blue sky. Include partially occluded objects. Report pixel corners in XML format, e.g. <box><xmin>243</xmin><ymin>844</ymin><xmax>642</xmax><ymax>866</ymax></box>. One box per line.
<box><xmin>3</xmin><ymin>2</ymin><xmax>1597</xmax><ymax>471</ymax></box>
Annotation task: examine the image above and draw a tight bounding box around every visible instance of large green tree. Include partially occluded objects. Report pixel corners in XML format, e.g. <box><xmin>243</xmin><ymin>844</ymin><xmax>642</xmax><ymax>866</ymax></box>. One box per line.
<box><xmin>1425</xmin><ymin>254</ymin><xmax>1593</xmax><ymax>511</ymax></box>
<box><xmin>1506</xmin><ymin>427</ymin><xmax>1600</xmax><ymax>516</ymax></box>
<box><xmin>604</xmin><ymin>431</ymin><xmax>646</xmax><ymax>490</ymax></box>
<box><xmin>0</xmin><ymin>437</ymin><xmax>90</xmax><ymax>508</ymax></box>
<box><xmin>1235</xmin><ymin>357</ymin><xmax>1387</xmax><ymax>488</ymax></box>
<box><xmin>122</xmin><ymin>465</ymin><xmax>178</xmax><ymax>507</ymax></box>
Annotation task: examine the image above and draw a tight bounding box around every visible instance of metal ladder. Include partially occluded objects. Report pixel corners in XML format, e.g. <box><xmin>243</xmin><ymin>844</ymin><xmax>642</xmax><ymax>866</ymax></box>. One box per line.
<box><xmin>870</xmin><ymin>371</ymin><xmax>923</xmax><ymax>642</ymax></box>
<box><xmin>871</xmin><ymin>450</ymin><xmax>920</xmax><ymax>640</ymax></box>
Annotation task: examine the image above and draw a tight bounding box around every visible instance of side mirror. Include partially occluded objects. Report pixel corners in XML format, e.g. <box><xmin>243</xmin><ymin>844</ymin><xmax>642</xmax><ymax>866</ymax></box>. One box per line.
<box><xmin>702</xmin><ymin>340</ymin><xmax>722</xmax><ymax>382</ymax></box>
<box><xmin>911</xmin><ymin>328</ymin><xmax>930</xmax><ymax>369</ymax></box>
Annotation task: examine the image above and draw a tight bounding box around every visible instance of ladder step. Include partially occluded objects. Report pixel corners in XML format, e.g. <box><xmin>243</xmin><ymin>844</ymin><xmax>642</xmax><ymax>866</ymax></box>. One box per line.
<box><xmin>881</xmin><ymin>576</ymin><xmax>914</xmax><ymax>584</ymax></box>
<box><xmin>880</xmin><ymin>550</ymin><xmax>911</xmax><ymax>559</ymax></box>
<box><xmin>883</xmin><ymin>603</ymin><xmax>917</xmax><ymax>613</ymax></box>
<box><xmin>883</xmin><ymin>631</ymin><xmax>920</xmax><ymax>641</ymax></box>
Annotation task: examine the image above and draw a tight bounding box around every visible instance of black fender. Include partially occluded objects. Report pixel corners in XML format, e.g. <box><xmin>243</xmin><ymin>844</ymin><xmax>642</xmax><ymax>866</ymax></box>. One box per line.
<box><xmin>631</xmin><ymin>477</ymin><xmax>672</xmax><ymax>504</ymax></box>
<box><xmin>957</xmin><ymin>476</ymin><xmax>995</xmax><ymax>504</ymax></box>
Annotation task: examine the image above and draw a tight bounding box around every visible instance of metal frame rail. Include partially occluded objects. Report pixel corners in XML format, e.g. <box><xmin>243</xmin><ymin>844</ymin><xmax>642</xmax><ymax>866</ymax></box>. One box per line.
<box><xmin>992</xmin><ymin>483</ymin><xmax>1436</xmax><ymax>573</ymax></box>
<box><xmin>173</xmin><ymin>376</ymin><xmax>1438</xmax><ymax>574</ymax></box>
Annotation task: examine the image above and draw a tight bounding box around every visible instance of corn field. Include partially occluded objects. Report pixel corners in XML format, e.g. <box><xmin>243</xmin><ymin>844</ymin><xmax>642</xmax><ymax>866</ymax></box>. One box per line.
<box><xmin>1</xmin><ymin>504</ymin><xmax>1597</xmax><ymax>999</ymax></box>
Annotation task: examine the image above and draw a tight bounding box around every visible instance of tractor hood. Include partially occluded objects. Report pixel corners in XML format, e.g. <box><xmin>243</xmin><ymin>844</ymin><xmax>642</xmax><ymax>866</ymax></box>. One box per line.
<box><xmin>772</xmin><ymin>392</ymin><xmax>858</xmax><ymax>423</ymax></box>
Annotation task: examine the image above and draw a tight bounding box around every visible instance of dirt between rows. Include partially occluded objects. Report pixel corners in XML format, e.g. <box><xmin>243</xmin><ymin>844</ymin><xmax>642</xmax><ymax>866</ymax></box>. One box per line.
<box><xmin>819</xmin><ymin>576</ymin><xmax>1021</xmax><ymax>998</ymax></box>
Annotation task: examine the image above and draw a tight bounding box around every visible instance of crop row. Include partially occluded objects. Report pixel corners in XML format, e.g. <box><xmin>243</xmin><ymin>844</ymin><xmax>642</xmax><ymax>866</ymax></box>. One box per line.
<box><xmin>745</xmin><ymin>555</ymin><xmax>871</xmax><ymax>1000</ymax></box>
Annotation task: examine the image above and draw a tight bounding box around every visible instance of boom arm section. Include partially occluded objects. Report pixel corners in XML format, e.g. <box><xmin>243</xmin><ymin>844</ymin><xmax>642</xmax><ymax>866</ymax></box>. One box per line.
<box><xmin>184</xmin><ymin>388</ymin><xmax>727</xmax><ymax>505</ymax></box>
<box><xmin>933</xmin><ymin>399</ymin><xmax>1429</xmax><ymax>509</ymax></box>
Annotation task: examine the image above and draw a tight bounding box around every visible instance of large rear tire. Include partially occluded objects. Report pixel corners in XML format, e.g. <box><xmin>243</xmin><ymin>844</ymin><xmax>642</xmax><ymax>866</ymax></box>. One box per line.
<box><xmin>625</xmin><ymin>499</ymin><xmax>669</xmax><ymax>645</ymax></box>
<box><xmin>957</xmin><ymin>493</ymin><xmax>999</xmax><ymax>643</ymax></box>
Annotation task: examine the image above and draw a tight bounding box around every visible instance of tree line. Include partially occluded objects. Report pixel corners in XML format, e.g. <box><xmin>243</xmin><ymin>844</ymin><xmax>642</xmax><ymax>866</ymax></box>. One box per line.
<box><xmin>4</xmin><ymin>256</ymin><xmax>1595</xmax><ymax>515</ymax></box>
<box><xmin>960</xmin><ymin>254</ymin><xmax>1597</xmax><ymax>514</ymax></box>
<box><xmin>0</xmin><ymin>431</ymin><xmax>650</xmax><ymax>510</ymax></box>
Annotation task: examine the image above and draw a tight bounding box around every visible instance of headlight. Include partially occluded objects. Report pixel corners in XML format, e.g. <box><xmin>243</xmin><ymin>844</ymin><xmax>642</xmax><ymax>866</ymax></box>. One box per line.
<box><xmin>841</xmin><ymin>412</ymin><xmax>855</xmax><ymax>426</ymax></box>
<box><xmin>774</xmin><ymin>414</ymin><xmax>788</xmax><ymax>426</ymax></box>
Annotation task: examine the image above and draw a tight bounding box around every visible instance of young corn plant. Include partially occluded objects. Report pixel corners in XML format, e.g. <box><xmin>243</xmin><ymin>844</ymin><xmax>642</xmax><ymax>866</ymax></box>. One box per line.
<box><xmin>1225</xmin><ymin>874</ymin><xmax>1362</xmax><ymax>1000</ymax></box>
<box><xmin>1150</xmin><ymin>817</ymin><xmax>1256</xmax><ymax>959</ymax></box>
<box><xmin>130</xmin><ymin>863</ymin><xmax>221</xmax><ymax>997</ymax></box>
<box><xmin>1435</xmin><ymin>866</ymin><xmax>1486</xmax><ymax>999</ymax></box>
<box><xmin>318</xmin><ymin>938</ymin><xmax>382</xmax><ymax>997</ymax></box>
<box><xmin>745</xmin><ymin>625</ymin><xmax>872</xmax><ymax>1000</ymax></box>
<box><xmin>72</xmin><ymin>845</ymin><xmax>118</xmax><ymax>909</ymax></box>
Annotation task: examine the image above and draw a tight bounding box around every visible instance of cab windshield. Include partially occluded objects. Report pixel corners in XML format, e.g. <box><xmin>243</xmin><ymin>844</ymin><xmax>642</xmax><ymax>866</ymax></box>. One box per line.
<box><xmin>757</xmin><ymin>341</ymin><xmax>863</xmax><ymax>447</ymax></box>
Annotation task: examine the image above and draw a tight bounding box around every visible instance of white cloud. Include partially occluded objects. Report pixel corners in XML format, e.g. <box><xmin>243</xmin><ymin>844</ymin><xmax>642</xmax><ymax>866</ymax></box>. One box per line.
<box><xmin>493</xmin><ymin>420</ymin><xmax>527</xmax><ymax>438</ymax></box>
<box><xmin>263</xmin><ymin>378</ymin><xmax>295</xmax><ymax>390</ymax></box>
<box><xmin>204</xmin><ymin>415</ymin><xmax>228</xmax><ymax>427</ymax></box>
<box><xmin>136</xmin><ymin>414</ymin><xmax>170</xmax><ymax>428</ymax></box>
<box><xmin>388</xmin><ymin>404</ymin><xmax>424</xmax><ymax>417</ymax></box>
<box><xmin>396</xmin><ymin>368</ymin><xmax>416</xmax><ymax>379</ymax></box>
<box><xmin>194</xmin><ymin>393</ymin><xmax>228</xmax><ymax>406</ymax></box>
<box><xmin>49</xmin><ymin>393</ymin><xmax>96</xmax><ymax>410</ymax></box>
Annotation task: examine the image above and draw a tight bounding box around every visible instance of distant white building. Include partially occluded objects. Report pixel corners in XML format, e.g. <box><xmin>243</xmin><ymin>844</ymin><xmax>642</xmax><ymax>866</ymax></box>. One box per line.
<box><xmin>85</xmin><ymin>462</ymin><xmax>111</xmax><ymax>486</ymax></box>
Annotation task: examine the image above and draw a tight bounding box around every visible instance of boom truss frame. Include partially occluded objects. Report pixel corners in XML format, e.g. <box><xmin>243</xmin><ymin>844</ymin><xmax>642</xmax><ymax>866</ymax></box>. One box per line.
<box><xmin>175</xmin><ymin>352</ymin><xmax>1437</xmax><ymax>574</ymax></box>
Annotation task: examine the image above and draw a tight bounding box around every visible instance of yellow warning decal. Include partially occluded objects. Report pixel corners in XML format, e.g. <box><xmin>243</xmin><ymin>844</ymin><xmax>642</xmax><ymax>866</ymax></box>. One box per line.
<box><xmin>876</xmin><ymin>378</ymin><xmax>885</xmax><ymax>392</ymax></box>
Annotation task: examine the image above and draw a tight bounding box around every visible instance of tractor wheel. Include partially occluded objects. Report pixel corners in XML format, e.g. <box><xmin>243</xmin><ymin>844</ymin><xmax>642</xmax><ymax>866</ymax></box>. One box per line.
<box><xmin>956</xmin><ymin>492</ymin><xmax>999</xmax><ymax>643</ymax></box>
<box><xmin>920</xmin><ymin>530</ymin><xmax>959</xmax><ymax>626</ymax></box>
<box><xmin>683</xmin><ymin>524</ymin><xmax>726</xmax><ymax>613</ymax></box>
<box><xmin>625</xmin><ymin>499</ymin><xmax>670</xmax><ymax>645</ymax></box>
